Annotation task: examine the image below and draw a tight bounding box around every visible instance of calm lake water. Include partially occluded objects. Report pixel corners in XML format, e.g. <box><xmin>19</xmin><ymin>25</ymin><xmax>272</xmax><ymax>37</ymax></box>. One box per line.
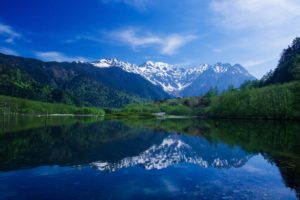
<box><xmin>0</xmin><ymin>116</ymin><xmax>299</xmax><ymax>200</ymax></box>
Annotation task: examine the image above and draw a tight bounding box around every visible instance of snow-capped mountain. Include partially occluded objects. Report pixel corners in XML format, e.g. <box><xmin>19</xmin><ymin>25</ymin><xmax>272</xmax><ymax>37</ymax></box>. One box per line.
<box><xmin>91</xmin><ymin>135</ymin><xmax>251</xmax><ymax>172</ymax></box>
<box><xmin>91</xmin><ymin>59</ymin><xmax>256</xmax><ymax>96</ymax></box>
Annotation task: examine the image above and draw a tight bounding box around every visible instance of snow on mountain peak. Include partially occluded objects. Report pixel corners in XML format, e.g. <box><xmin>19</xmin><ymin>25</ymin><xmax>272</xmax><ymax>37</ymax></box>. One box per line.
<box><xmin>90</xmin><ymin>59</ymin><xmax>254</xmax><ymax>95</ymax></box>
<box><xmin>145</xmin><ymin>60</ymin><xmax>154</xmax><ymax>66</ymax></box>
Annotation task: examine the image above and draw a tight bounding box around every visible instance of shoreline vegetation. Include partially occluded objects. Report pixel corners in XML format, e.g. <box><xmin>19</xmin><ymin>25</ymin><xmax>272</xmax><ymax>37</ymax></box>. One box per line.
<box><xmin>1</xmin><ymin>81</ymin><xmax>299</xmax><ymax>121</ymax></box>
<box><xmin>0</xmin><ymin>95</ymin><xmax>105</xmax><ymax>117</ymax></box>
<box><xmin>110</xmin><ymin>81</ymin><xmax>300</xmax><ymax>121</ymax></box>
<box><xmin>1</xmin><ymin>81</ymin><xmax>299</xmax><ymax>120</ymax></box>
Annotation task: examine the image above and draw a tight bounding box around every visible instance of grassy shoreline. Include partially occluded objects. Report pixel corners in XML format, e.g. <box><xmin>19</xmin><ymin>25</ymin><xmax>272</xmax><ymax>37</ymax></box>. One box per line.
<box><xmin>0</xmin><ymin>95</ymin><xmax>105</xmax><ymax>116</ymax></box>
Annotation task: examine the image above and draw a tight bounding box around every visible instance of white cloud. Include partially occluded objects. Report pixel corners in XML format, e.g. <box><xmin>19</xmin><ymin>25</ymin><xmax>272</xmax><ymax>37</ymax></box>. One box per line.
<box><xmin>161</xmin><ymin>35</ymin><xmax>197</xmax><ymax>55</ymax></box>
<box><xmin>0</xmin><ymin>47</ymin><xmax>19</xmax><ymax>56</ymax></box>
<box><xmin>210</xmin><ymin>0</ymin><xmax>300</xmax><ymax>30</ymax></box>
<box><xmin>0</xmin><ymin>23</ymin><xmax>22</xmax><ymax>44</ymax></box>
<box><xmin>110</xmin><ymin>28</ymin><xmax>197</xmax><ymax>55</ymax></box>
<box><xmin>210</xmin><ymin>0</ymin><xmax>300</xmax><ymax>77</ymax></box>
<box><xmin>35</xmin><ymin>51</ymin><xmax>87</xmax><ymax>62</ymax></box>
<box><xmin>112</xmin><ymin>29</ymin><xmax>162</xmax><ymax>46</ymax></box>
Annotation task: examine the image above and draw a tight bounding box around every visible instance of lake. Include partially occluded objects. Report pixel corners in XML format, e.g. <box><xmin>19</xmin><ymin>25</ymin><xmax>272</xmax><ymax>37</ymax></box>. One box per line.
<box><xmin>0</xmin><ymin>116</ymin><xmax>299</xmax><ymax>200</ymax></box>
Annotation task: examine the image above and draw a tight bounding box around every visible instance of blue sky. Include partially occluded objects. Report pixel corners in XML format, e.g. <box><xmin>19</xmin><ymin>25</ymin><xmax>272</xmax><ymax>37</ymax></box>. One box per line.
<box><xmin>1</xmin><ymin>0</ymin><xmax>300</xmax><ymax>78</ymax></box>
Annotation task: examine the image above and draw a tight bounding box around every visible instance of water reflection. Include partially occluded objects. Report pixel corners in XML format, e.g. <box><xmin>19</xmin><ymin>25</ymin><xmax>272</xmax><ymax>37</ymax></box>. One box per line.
<box><xmin>92</xmin><ymin>134</ymin><xmax>251</xmax><ymax>171</ymax></box>
<box><xmin>0</xmin><ymin>116</ymin><xmax>299</xmax><ymax>199</ymax></box>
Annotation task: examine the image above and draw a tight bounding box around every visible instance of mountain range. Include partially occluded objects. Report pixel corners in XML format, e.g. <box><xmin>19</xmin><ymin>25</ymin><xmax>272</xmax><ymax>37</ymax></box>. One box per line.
<box><xmin>92</xmin><ymin>59</ymin><xmax>256</xmax><ymax>96</ymax></box>
<box><xmin>0</xmin><ymin>52</ymin><xmax>255</xmax><ymax>107</ymax></box>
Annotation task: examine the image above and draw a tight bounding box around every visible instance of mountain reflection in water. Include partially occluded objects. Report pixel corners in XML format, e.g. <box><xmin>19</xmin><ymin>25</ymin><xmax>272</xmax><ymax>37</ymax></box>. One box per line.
<box><xmin>92</xmin><ymin>134</ymin><xmax>251</xmax><ymax>171</ymax></box>
<box><xmin>0</xmin><ymin>116</ymin><xmax>299</xmax><ymax>200</ymax></box>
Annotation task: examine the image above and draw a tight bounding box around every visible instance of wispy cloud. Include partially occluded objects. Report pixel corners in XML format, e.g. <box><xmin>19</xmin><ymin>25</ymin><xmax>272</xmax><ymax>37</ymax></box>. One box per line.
<box><xmin>110</xmin><ymin>28</ymin><xmax>197</xmax><ymax>55</ymax></box>
<box><xmin>161</xmin><ymin>34</ymin><xmax>197</xmax><ymax>55</ymax></box>
<box><xmin>99</xmin><ymin>0</ymin><xmax>149</xmax><ymax>10</ymax></box>
<box><xmin>35</xmin><ymin>51</ymin><xmax>87</xmax><ymax>62</ymax></box>
<box><xmin>0</xmin><ymin>47</ymin><xmax>19</xmax><ymax>56</ymax></box>
<box><xmin>241</xmin><ymin>57</ymin><xmax>275</xmax><ymax>68</ymax></box>
<box><xmin>212</xmin><ymin>48</ymin><xmax>223</xmax><ymax>53</ymax></box>
<box><xmin>63</xmin><ymin>34</ymin><xmax>107</xmax><ymax>44</ymax></box>
<box><xmin>111</xmin><ymin>29</ymin><xmax>161</xmax><ymax>47</ymax></box>
<box><xmin>0</xmin><ymin>23</ymin><xmax>22</xmax><ymax>44</ymax></box>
